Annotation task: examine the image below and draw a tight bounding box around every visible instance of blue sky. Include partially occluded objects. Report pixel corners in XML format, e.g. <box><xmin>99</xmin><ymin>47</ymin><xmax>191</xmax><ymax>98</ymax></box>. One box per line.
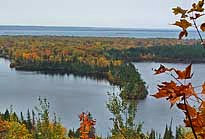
<box><xmin>0</xmin><ymin>0</ymin><xmax>192</xmax><ymax>28</ymax></box>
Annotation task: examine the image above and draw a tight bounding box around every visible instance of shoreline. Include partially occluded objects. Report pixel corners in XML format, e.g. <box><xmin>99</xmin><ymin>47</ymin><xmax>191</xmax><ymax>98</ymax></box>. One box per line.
<box><xmin>129</xmin><ymin>59</ymin><xmax>205</xmax><ymax>64</ymax></box>
<box><xmin>0</xmin><ymin>36</ymin><xmax>203</xmax><ymax>100</ymax></box>
<box><xmin>0</xmin><ymin>35</ymin><xmax>199</xmax><ymax>40</ymax></box>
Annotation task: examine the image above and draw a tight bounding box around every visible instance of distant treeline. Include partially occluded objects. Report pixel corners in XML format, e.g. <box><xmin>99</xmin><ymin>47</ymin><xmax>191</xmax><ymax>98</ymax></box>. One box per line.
<box><xmin>106</xmin><ymin>44</ymin><xmax>205</xmax><ymax>63</ymax></box>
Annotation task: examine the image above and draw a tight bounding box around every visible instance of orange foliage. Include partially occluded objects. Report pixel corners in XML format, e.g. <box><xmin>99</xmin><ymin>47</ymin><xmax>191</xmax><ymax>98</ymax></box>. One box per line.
<box><xmin>22</xmin><ymin>52</ymin><xmax>31</xmax><ymax>60</ymax></box>
<box><xmin>152</xmin><ymin>64</ymin><xmax>205</xmax><ymax>138</ymax></box>
<box><xmin>154</xmin><ymin>64</ymin><xmax>193</xmax><ymax>79</ymax></box>
<box><xmin>154</xmin><ymin>64</ymin><xmax>173</xmax><ymax>75</ymax></box>
<box><xmin>175</xmin><ymin>64</ymin><xmax>193</xmax><ymax>79</ymax></box>
<box><xmin>172</xmin><ymin>0</ymin><xmax>205</xmax><ymax>41</ymax></box>
<box><xmin>0</xmin><ymin>119</ymin><xmax>8</xmax><ymax>133</ymax></box>
<box><xmin>79</xmin><ymin>112</ymin><xmax>96</xmax><ymax>139</ymax></box>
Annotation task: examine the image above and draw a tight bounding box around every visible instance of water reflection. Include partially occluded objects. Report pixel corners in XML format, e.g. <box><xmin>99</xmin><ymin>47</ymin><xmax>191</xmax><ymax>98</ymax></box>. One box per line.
<box><xmin>38</xmin><ymin>71</ymin><xmax>108</xmax><ymax>83</ymax></box>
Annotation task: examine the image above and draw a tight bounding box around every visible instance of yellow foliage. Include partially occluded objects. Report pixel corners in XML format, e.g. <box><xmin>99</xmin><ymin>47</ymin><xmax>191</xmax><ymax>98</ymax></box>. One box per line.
<box><xmin>184</xmin><ymin>131</ymin><xmax>205</xmax><ymax>139</ymax></box>
<box><xmin>112</xmin><ymin>60</ymin><xmax>122</xmax><ymax>66</ymax></box>
<box><xmin>6</xmin><ymin>121</ymin><xmax>32</xmax><ymax>139</ymax></box>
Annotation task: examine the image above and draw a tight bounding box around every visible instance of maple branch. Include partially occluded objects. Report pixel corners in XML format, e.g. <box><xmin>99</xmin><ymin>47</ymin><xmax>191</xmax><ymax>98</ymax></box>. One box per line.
<box><xmin>183</xmin><ymin>94</ymin><xmax>198</xmax><ymax>139</ymax></box>
<box><xmin>192</xmin><ymin>18</ymin><xmax>204</xmax><ymax>45</ymax></box>
<box><xmin>195</xmin><ymin>95</ymin><xmax>204</xmax><ymax>102</ymax></box>
<box><xmin>170</xmin><ymin>73</ymin><xmax>183</xmax><ymax>85</ymax></box>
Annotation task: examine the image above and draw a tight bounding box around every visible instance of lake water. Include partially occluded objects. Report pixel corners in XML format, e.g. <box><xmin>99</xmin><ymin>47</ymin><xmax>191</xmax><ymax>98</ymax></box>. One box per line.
<box><xmin>0</xmin><ymin>26</ymin><xmax>204</xmax><ymax>136</ymax></box>
<box><xmin>0</xmin><ymin>58</ymin><xmax>113</xmax><ymax>136</ymax></box>
<box><xmin>0</xmin><ymin>25</ymin><xmax>205</xmax><ymax>39</ymax></box>
<box><xmin>1</xmin><ymin>58</ymin><xmax>205</xmax><ymax>136</ymax></box>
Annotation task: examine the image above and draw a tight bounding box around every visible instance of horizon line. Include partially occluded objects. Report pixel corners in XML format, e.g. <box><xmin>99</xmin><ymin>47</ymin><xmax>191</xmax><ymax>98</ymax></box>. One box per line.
<box><xmin>0</xmin><ymin>24</ymin><xmax>182</xmax><ymax>30</ymax></box>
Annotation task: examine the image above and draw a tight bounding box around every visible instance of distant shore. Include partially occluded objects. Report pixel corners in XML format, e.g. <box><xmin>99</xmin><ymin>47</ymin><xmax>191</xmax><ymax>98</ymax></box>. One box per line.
<box><xmin>0</xmin><ymin>25</ymin><xmax>203</xmax><ymax>39</ymax></box>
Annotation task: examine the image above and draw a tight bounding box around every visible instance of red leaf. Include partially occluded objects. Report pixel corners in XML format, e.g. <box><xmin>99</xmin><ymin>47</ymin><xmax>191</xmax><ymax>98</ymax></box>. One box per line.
<box><xmin>174</xmin><ymin>64</ymin><xmax>193</xmax><ymax>79</ymax></box>
<box><xmin>179</xmin><ymin>30</ymin><xmax>188</xmax><ymax>40</ymax></box>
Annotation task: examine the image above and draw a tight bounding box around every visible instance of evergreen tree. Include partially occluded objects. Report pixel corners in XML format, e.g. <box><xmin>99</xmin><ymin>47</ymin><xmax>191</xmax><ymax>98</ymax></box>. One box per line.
<box><xmin>149</xmin><ymin>129</ymin><xmax>156</xmax><ymax>139</ymax></box>
<box><xmin>20</xmin><ymin>111</ymin><xmax>24</xmax><ymax>122</ymax></box>
<box><xmin>175</xmin><ymin>126</ymin><xmax>183</xmax><ymax>139</ymax></box>
<box><xmin>163</xmin><ymin>125</ymin><xmax>169</xmax><ymax>139</ymax></box>
<box><xmin>4</xmin><ymin>109</ymin><xmax>10</xmax><ymax>121</ymax></box>
<box><xmin>163</xmin><ymin>121</ymin><xmax>174</xmax><ymax>139</ymax></box>
<box><xmin>26</xmin><ymin>109</ymin><xmax>32</xmax><ymax>132</ymax></box>
<box><xmin>12</xmin><ymin>112</ymin><xmax>18</xmax><ymax>121</ymax></box>
<box><xmin>168</xmin><ymin>120</ymin><xmax>174</xmax><ymax>139</ymax></box>
<box><xmin>32</xmin><ymin>110</ymin><xmax>35</xmax><ymax>127</ymax></box>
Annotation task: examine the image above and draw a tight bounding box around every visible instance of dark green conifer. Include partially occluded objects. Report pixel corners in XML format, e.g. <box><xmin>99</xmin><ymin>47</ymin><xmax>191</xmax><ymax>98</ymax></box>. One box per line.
<box><xmin>12</xmin><ymin>112</ymin><xmax>18</xmax><ymax>121</ymax></box>
<box><xmin>26</xmin><ymin>109</ymin><xmax>32</xmax><ymax>132</ymax></box>
<box><xmin>4</xmin><ymin>109</ymin><xmax>10</xmax><ymax>121</ymax></box>
<box><xmin>32</xmin><ymin>110</ymin><xmax>36</xmax><ymax>127</ymax></box>
<box><xmin>149</xmin><ymin>129</ymin><xmax>156</xmax><ymax>139</ymax></box>
<box><xmin>20</xmin><ymin>111</ymin><xmax>24</xmax><ymax>121</ymax></box>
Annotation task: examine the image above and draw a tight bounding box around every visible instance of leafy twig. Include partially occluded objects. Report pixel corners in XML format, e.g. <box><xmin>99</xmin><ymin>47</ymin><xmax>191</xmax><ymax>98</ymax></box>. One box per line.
<box><xmin>183</xmin><ymin>94</ymin><xmax>198</xmax><ymax>139</ymax></box>
<box><xmin>192</xmin><ymin>18</ymin><xmax>204</xmax><ymax>44</ymax></box>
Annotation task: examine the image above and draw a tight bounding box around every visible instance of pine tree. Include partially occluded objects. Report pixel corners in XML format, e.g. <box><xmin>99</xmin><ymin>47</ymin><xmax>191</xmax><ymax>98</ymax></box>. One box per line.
<box><xmin>20</xmin><ymin>111</ymin><xmax>24</xmax><ymax>122</ymax></box>
<box><xmin>175</xmin><ymin>126</ymin><xmax>183</xmax><ymax>139</ymax></box>
<box><xmin>163</xmin><ymin>121</ymin><xmax>174</xmax><ymax>139</ymax></box>
<box><xmin>168</xmin><ymin>120</ymin><xmax>174</xmax><ymax>139</ymax></box>
<box><xmin>3</xmin><ymin>109</ymin><xmax>10</xmax><ymax>121</ymax></box>
<box><xmin>12</xmin><ymin>112</ymin><xmax>18</xmax><ymax>121</ymax></box>
<box><xmin>163</xmin><ymin>125</ymin><xmax>169</xmax><ymax>139</ymax></box>
<box><xmin>149</xmin><ymin>129</ymin><xmax>156</xmax><ymax>139</ymax></box>
<box><xmin>26</xmin><ymin>109</ymin><xmax>32</xmax><ymax>132</ymax></box>
<box><xmin>32</xmin><ymin>110</ymin><xmax>35</xmax><ymax>127</ymax></box>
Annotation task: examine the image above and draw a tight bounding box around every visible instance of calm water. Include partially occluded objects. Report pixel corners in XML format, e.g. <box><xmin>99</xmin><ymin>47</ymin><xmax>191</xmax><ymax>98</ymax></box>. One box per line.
<box><xmin>1</xmin><ymin>58</ymin><xmax>205</xmax><ymax>136</ymax></box>
<box><xmin>0</xmin><ymin>25</ymin><xmax>204</xmax><ymax>39</ymax></box>
<box><xmin>0</xmin><ymin>58</ymin><xmax>113</xmax><ymax>136</ymax></box>
<box><xmin>134</xmin><ymin>62</ymin><xmax>205</xmax><ymax>134</ymax></box>
<box><xmin>1</xmin><ymin>26</ymin><xmax>204</xmax><ymax>136</ymax></box>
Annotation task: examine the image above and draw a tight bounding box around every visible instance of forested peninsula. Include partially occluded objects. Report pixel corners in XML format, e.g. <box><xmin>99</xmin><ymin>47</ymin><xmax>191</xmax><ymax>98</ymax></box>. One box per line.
<box><xmin>0</xmin><ymin>36</ymin><xmax>203</xmax><ymax>99</ymax></box>
<box><xmin>0</xmin><ymin>36</ymin><xmax>149</xmax><ymax>100</ymax></box>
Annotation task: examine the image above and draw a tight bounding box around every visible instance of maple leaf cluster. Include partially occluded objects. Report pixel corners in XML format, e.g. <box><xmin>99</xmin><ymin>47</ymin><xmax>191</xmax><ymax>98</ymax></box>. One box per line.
<box><xmin>152</xmin><ymin>64</ymin><xmax>205</xmax><ymax>138</ymax></box>
<box><xmin>172</xmin><ymin>0</ymin><xmax>205</xmax><ymax>40</ymax></box>
<box><xmin>79</xmin><ymin>112</ymin><xmax>96</xmax><ymax>139</ymax></box>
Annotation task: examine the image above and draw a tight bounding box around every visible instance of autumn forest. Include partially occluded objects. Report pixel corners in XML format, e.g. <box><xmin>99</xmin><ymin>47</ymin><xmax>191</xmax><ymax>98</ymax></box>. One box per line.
<box><xmin>2</xmin><ymin>0</ymin><xmax>205</xmax><ymax>138</ymax></box>
<box><xmin>0</xmin><ymin>35</ymin><xmax>203</xmax><ymax>138</ymax></box>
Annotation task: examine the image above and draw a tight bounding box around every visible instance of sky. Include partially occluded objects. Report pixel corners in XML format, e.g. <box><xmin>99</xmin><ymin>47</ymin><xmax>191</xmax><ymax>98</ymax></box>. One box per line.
<box><xmin>0</xmin><ymin>0</ymin><xmax>194</xmax><ymax>28</ymax></box>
